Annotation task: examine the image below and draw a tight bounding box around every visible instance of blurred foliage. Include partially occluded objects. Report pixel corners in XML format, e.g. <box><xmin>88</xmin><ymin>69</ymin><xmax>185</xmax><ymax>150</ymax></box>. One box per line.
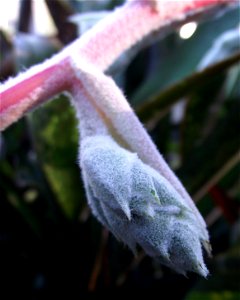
<box><xmin>131</xmin><ymin>7</ymin><xmax>239</xmax><ymax>105</ymax></box>
<box><xmin>29</xmin><ymin>96</ymin><xmax>83</xmax><ymax>220</ymax></box>
<box><xmin>0</xmin><ymin>0</ymin><xmax>239</xmax><ymax>298</ymax></box>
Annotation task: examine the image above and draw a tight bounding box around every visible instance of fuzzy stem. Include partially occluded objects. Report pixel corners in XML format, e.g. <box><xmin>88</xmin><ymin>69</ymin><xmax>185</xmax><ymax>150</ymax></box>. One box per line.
<box><xmin>71</xmin><ymin>60</ymin><xmax>208</xmax><ymax>230</ymax></box>
<box><xmin>71</xmin><ymin>80</ymin><xmax>108</xmax><ymax>140</ymax></box>
<box><xmin>0</xmin><ymin>0</ymin><xmax>236</xmax><ymax>130</ymax></box>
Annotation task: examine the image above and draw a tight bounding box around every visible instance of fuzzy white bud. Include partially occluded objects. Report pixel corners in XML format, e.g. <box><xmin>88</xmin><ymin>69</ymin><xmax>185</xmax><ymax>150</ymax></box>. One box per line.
<box><xmin>80</xmin><ymin>134</ymin><xmax>209</xmax><ymax>277</ymax></box>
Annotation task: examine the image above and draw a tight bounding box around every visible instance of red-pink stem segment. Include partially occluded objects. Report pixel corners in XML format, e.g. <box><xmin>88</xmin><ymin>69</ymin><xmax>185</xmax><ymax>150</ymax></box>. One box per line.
<box><xmin>0</xmin><ymin>0</ymin><xmax>236</xmax><ymax>131</ymax></box>
<box><xmin>1</xmin><ymin>61</ymin><xmax>67</xmax><ymax>112</ymax></box>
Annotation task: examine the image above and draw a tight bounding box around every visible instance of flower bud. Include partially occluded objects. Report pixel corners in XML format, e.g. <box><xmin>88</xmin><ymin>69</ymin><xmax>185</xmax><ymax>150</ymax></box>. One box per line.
<box><xmin>80</xmin><ymin>134</ymin><xmax>209</xmax><ymax>277</ymax></box>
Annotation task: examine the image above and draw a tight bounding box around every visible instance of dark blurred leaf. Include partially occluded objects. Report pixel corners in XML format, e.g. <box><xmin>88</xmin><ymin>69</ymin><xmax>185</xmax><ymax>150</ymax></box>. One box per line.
<box><xmin>131</xmin><ymin>7</ymin><xmax>239</xmax><ymax>105</ymax></box>
<box><xmin>178</xmin><ymin>96</ymin><xmax>239</xmax><ymax>194</ymax></box>
<box><xmin>45</xmin><ymin>0</ymin><xmax>78</xmax><ymax>44</ymax></box>
<box><xmin>181</xmin><ymin>73</ymin><xmax>226</xmax><ymax>159</ymax></box>
<box><xmin>0</xmin><ymin>169</ymin><xmax>42</xmax><ymax>237</ymax></box>
<box><xmin>224</xmin><ymin>63</ymin><xmax>240</xmax><ymax>98</ymax></box>
<box><xmin>69</xmin><ymin>0</ymin><xmax>124</xmax><ymax>13</ymax></box>
<box><xmin>0</xmin><ymin>120</ymin><xmax>43</xmax><ymax>237</ymax></box>
<box><xmin>14</xmin><ymin>34</ymin><xmax>60</xmax><ymax>69</ymax></box>
<box><xmin>70</xmin><ymin>11</ymin><xmax>110</xmax><ymax>35</ymax></box>
<box><xmin>18</xmin><ymin>0</ymin><xmax>32</xmax><ymax>33</ymax></box>
<box><xmin>29</xmin><ymin>95</ymin><xmax>84</xmax><ymax>220</ymax></box>
<box><xmin>136</xmin><ymin>53</ymin><xmax>240</xmax><ymax>122</ymax></box>
<box><xmin>0</xmin><ymin>30</ymin><xmax>15</xmax><ymax>79</ymax></box>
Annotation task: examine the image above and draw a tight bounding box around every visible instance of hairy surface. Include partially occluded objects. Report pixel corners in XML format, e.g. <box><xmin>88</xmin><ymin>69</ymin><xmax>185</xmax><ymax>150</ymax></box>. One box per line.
<box><xmin>80</xmin><ymin>135</ymin><xmax>209</xmax><ymax>277</ymax></box>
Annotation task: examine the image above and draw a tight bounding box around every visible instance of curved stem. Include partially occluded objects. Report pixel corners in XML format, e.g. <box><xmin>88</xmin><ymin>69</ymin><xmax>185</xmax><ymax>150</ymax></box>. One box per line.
<box><xmin>0</xmin><ymin>0</ymin><xmax>236</xmax><ymax>130</ymax></box>
<box><xmin>70</xmin><ymin>59</ymin><xmax>208</xmax><ymax>230</ymax></box>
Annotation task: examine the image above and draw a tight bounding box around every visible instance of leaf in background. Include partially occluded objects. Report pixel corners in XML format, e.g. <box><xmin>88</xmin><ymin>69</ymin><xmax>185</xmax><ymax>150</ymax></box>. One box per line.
<box><xmin>0</xmin><ymin>119</ymin><xmax>52</xmax><ymax>237</ymax></box>
<box><xmin>28</xmin><ymin>95</ymin><xmax>85</xmax><ymax>220</ymax></box>
<box><xmin>180</xmin><ymin>73</ymin><xmax>226</xmax><ymax>160</ymax></box>
<box><xmin>198</xmin><ymin>26</ymin><xmax>240</xmax><ymax>70</ymax></box>
<box><xmin>224</xmin><ymin>64</ymin><xmax>240</xmax><ymax>99</ymax></box>
<box><xmin>131</xmin><ymin>7</ymin><xmax>239</xmax><ymax>106</ymax></box>
<box><xmin>0</xmin><ymin>30</ymin><xmax>15</xmax><ymax>79</ymax></box>
<box><xmin>17</xmin><ymin>0</ymin><xmax>32</xmax><ymax>33</ymax></box>
<box><xmin>135</xmin><ymin>53</ymin><xmax>240</xmax><ymax>123</ymax></box>
<box><xmin>70</xmin><ymin>11</ymin><xmax>110</xmax><ymax>35</ymax></box>
<box><xmin>14</xmin><ymin>33</ymin><xmax>61</xmax><ymax>69</ymax></box>
<box><xmin>69</xmin><ymin>0</ymin><xmax>124</xmax><ymax>13</ymax></box>
<box><xmin>0</xmin><ymin>164</ymin><xmax>43</xmax><ymax>237</ymax></box>
<box><xmin>45</xmin><ymin>0</ymin><xmax>78</xmax><ymax>44</ymax></box>
<box><xmin>180</xmin><ymin>25</ymin><xmax>240</xmax><ymax>167</ymax></box>
<box><xmin>179</xmin><ymin>97</ymin><xmax>239</xmax><ymax>195</ymax></box>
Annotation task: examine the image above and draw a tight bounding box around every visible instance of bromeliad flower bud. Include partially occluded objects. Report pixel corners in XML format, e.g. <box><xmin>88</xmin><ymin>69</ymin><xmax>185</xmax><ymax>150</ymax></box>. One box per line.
<box><xmin>71</xmin><ymin>55</ymin><xmax>210</xmax><ymax>277</ymax></box>
<box><xmin>80</xmin><ymin>134</ymin><xmax>209</xmax><ymax>277</ymax></box>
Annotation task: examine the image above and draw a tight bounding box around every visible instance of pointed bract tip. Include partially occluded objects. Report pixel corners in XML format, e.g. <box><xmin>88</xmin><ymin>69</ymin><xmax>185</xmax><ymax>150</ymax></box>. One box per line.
<box><xmin>114</xmin><ymin>196</ymin><xmax>132</xmax><ymax>220</ymax></box>
<box><xmin>120</xmin><ymin>202</ymin><xmax>131</xmax><ymax>220</ymax></box>
<box><xmin>202</xmin><ymin>239</ymin><xmax>212</xmax><ymax>258</ymax></box>
<box><xmin>195</xmin><ymin>262</ymin><xmax>209</xmax><ymax>278</ymax></box>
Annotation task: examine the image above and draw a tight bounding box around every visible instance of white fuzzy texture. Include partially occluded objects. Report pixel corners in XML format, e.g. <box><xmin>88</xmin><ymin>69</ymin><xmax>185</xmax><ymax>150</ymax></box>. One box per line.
<box><xmin>0</xmin><ymin>62</ymin><xmax>70</xmax><ymax>131</ymax></box>
<box><xmin>70</xmin><ymin>63</ymin><xmax>210</xmax><ymax>276</ymax></box>
<box><xmin>80</xmin><ymin>134</ymin><xmax>209</xmax><ymax>277</ymax></box>
<box><xmin>0</xmin><ymin>96</ymin><xmax>34</xmax><ymax>131</ymax></box>
<box><xmin>71</xmin><ymin>59</ymin><xmax>209</xmax><ymax>239</ymax></box>
<box><xmin>71</xmin><ymin>83</ymin><xmax>108</xmax><ymax>139</ymax></box>
<box><xmin>0</xmin><ymin>86</ymin><xmax>44</xmax><ymax>131</ymax></box>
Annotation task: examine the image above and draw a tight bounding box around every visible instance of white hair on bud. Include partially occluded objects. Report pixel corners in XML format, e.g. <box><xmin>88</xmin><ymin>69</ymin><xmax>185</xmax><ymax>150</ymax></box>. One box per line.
<box><xmin>71</xmin><ymin>58</ymin><xmax>209</xmax><ymax>241</ymax></box>
<box><xmin>80</xmin><ymin>134</ymin><xmax>209</xmax><ymax>277</ymax></box>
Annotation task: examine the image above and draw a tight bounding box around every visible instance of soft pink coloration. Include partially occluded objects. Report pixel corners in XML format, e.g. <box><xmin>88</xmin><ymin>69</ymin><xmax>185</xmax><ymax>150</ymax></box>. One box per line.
<box><xmin>1</xmin><ymin>65</ymin><xmax>59</xmax><ymax>112</ymax></box>
<box><xmin>0</xmin><ymin>0</ymin><xmax>236</xmax><ymax>130</ymax></box>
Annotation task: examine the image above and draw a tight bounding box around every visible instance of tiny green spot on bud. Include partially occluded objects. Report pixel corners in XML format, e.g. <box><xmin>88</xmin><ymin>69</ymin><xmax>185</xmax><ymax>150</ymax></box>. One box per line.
<box><xmin>150</xmin><ymin>188</ymin><xmax>161</xmax><ymax>205</ymax></box>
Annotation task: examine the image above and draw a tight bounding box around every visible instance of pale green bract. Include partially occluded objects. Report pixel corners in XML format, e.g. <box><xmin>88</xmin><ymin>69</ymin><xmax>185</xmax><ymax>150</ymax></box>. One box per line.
<box><xmin>80</xmin><ymin>134</ymin><xmax>209</xmax><ymax>277</ymax></box>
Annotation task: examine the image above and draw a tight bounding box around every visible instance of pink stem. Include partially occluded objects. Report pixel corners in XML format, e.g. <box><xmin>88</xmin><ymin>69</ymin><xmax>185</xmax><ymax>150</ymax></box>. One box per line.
<box><xmin>1</xmin><ymin>61</ymin><xmax>68</xmax><ymax>112</ymax></box>
<box><xmin>0</xmin><ymin>0</ymin><xmax>236</xmax><ymax>130</ymax></box>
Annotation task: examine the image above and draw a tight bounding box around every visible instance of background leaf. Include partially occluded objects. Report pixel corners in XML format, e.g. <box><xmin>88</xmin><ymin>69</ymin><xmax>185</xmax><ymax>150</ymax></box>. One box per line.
<box><xmin>131</xmin><ymin>7</ymin><xmax>239</xmax><ymax>106</ymax></box>
<box><xmin>28</xmin><ymin>95</ymin><xmax>84</xmax><ymax>220</ymax></box>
